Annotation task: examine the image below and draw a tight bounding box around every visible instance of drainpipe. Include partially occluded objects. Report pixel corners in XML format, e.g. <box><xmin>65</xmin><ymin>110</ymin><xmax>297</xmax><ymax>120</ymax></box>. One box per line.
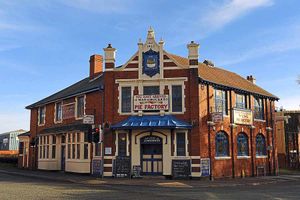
<box><xmin>270</xmin><ymin>101</ymin><xmax>276</xmax><ymax>175</ymax></box>
<box><xmin>101</xmin><ymin>85</ymin><xmax>105</xmax><ymax>178</ymax></box>
<box><xmin>265</xmin><ymin>99</ymin><xmax>271</xmax><ymax>175</ymax></box>
<box><xmin>229</xmin><ymin>90</ymin><xmax>235</xmax><ymax>178</ymax></box>
<box><xmin>206</xmin><ymin>85</ymin><xmax>213</xmax><ymax>180</ymax></box>
<box><xmin>250</xmin><ymin>126</ymin><xmax>255</xmax><ymax>176</ymax></box>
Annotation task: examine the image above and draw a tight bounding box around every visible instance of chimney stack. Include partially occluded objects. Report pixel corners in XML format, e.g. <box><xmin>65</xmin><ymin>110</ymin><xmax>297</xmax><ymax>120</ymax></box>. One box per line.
<box><xmin>103</xmin><ymin>44</ymin><xmax>116</xmax><ymax>70</ymax></box>
<box><xmin>187</xmin><ymin>41</ymin><xmax>200</xmax><ymax>68</ymax></box>
<box><xmin>247</xmin><ymin>75</ymin><xmax>256</xmax><ymax>84</ymax></box>
<box><xmin>89</xmin><ymin>54</ymin><xmax>103</xmax><ymax>79</ymax></box>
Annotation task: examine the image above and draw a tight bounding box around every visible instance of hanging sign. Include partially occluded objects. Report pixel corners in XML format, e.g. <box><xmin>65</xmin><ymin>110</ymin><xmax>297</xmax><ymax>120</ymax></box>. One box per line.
<box><xmin>83</xmin><ymin>115</ymin><xmax>94</xmax><ymax>124</ymax></box>
<box><xmin>233</xmin><ymin>109</ymin><xmax>253</xmax><ymax>125</ymax></box>
<box><xmin>62</xmin><ymin>103</ymin><xmax>75</xmax><ymax>119</ymax></box>
<box><xmin>134</xmin><ymin>94</ymin><xmax>169</xmax><ymax>111</ymax></box>
<box><xmin>211</xmin><ymin>112</ymin><xmax>223</xmax><ymax>123</ymax></box>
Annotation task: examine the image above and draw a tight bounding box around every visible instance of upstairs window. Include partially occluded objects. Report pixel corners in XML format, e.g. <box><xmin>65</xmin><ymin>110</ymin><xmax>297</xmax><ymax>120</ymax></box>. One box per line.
<box><xmin>121</xmin><ymin>87</ymin><xmax>131</xmax><ymax>113</ymax></box>
<box><xmin>76</xmin><ymin>96</ymin><xmax>84</xmax><ymax>118</ymax></box>
<box><xmin>38</xmin><ymin>106</ymin><xmax>46</xmax><ymax>125</ymax></box>
<box><xmin>236</xmin><ymin>94</ymin><xmax>246</xmax><ymax>109</ymax></box>
<box><xmin>254</xmin><ymin>97</ymin><xmax>264</xmax><ymax>120</ymax></box>
<box><xmin>214</xmin><ymin>89</ymin><xmax>227</xmax><ymax>115</ymax></box>
<box><xmin>256</xmin><ymin>134</ymin><xmax>267</xmax><ymax>156</ymax></box>
<box><xmin>237</xmin><ymin>133</ymin><xmax>249</xmax><ymax>156</ymax></box>
<box><xmin>143</xmin><ymin>86</ymin><xmax>159</xmax><ymax>95</ymax></box>
<box><xmin>215</xmin><ymin>131</ymin><xmax>229</xmax><ymax>157</ymax></box>
<box><xmin>172</xmin><ymin>85</ymin><xmax>183</xmax><ymax>112</ymax></box>
<box><xmin>55</xmin><ymin>102</ymin><xmax>62</xmax><ymax>122</ymax></box>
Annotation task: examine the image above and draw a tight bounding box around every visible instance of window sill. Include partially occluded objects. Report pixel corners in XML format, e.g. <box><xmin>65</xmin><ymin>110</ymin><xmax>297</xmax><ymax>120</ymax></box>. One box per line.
<box><xmin>38</xmin><ymin>123</ymin><xmax>45</xmax><ymax>127</ymax></box>
<box><xmin>254</xmin><ymin>119</ymin><xmax>266</xmax><ymax>122</ymax></box>
<box><xmin>54</xmin><ymin>120</ymin><xmax>62</xmax><ymax>124</ymax></box>
<box><xmin>215</xmin><ymin>156</ymin><xmax>231</xmax><ymax>160</ymax></box>
<box><xmin>237</xmin><ymin>156</ymin><xmax>250</xmax><ymax>159</ymax></box>
<box><xmin>256</xmin><ymin>155</ymin><xmax>267</xmax><ymax>159</ymax></box>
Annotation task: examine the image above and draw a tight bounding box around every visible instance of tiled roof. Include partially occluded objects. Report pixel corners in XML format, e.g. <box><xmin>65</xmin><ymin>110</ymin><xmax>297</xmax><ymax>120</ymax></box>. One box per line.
<box><xmin>166</xmin><ymin>52</ymin><xmax>278</xmax><ymax>99</ymax></box>
<box><xmin>26</xmin><ymin>75</ymin><xmax>103</xmax><ymax>109</ymax></box>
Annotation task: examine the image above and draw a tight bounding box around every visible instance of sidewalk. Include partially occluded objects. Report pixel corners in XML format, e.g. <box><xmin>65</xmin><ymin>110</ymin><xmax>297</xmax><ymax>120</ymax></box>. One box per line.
<box><xmin>0</xmin><ymin>166</ymin><xmax>295</xmax><ymax>189</ymax></box>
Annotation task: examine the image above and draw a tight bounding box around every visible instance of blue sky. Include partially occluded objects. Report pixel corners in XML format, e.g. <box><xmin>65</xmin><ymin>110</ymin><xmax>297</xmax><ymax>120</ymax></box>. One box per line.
<box><xmin>0</xmin><ymin>0</ymin><xmax>299</xmax><ymax>133</ymax></box>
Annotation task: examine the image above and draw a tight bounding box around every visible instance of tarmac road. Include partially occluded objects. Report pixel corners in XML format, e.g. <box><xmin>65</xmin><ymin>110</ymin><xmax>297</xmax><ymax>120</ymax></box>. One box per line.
<box><xmin>0</xmin><ymin>172</ymin><xmax>300</xmax><ymax>200</ymax></box>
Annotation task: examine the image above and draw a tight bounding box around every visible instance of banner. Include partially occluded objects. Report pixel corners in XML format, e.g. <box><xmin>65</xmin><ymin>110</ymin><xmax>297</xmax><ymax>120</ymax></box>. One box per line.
<box><xmin>134</xmin><ymin>94</ymin><xmax>169</xmax><ymax>111</ymax></box>
<box><xmin>62</xmin><ymin>103</ymin><xmax>75</xmax><ymax>119</ymax></box>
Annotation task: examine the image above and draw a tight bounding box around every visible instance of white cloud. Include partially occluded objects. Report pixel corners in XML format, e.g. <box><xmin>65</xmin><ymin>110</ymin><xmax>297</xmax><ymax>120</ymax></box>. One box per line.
<box><xmin>219</xmin><ymin>24</ymin><xmax>300</xmax><ymax>65</ymax></box>
<box><xmin>202</xmin><ymin>0</ymin><xmax>273</xmax><ymax>30</ymax></box>
<box><xmin>277</xmin><ymin>95</ymin><xmax>300</xmax><ymax>110</ymax></box>
<box><xmin>59</xmin><ymin>0</ymin><xmax>134</xmax><ymax>14</ymax></box>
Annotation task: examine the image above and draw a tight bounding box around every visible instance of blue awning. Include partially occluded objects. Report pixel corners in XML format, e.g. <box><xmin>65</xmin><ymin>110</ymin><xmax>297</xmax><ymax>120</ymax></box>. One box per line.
<box><xmin>111</xmin><ymin>115</ymin><xmax>192</xmax><ymax>130</ymax></box>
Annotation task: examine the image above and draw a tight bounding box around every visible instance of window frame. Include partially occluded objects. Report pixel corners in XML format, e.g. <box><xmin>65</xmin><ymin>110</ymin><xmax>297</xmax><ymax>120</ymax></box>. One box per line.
<box><xmin>120</xmin><ymin>86</ymin><xmax>132</xmax><ymax>114</ymax></box>
<box><xmin>237</xmin><ymin>133</ymin><xmax>249</xmax><ymax>156</ymax></box>
<box><xmin>254</xmin><ymin>97</ymin><xmax>264</xmax><ymax>120</ymax></box>
<box><xmin>38</xmin><ymin>106</ymin><xmax>46</xmax><ymax>126</ymax></box>
<box><xmin>214</xmin><ymin>89</ymin><xmax>228</xmax><ymax>115</ymax></box>
<box><xmin>215</xmin><ymin>131</ymin><xmax>229</xmax><ymax>157</ymax></box>
<box><xmin>54</xmin><ymin>101</ymin><xmax>63</xmax><ymax>123</ymax></box>
<box><xmin>256</xmin><ymin>134</ymin><xmax>267</xmax><ymax>156</ymax></box>
<box><xmin>172</xmin><ymin>85</ymin><xmax>183</xmax><ymax>113</ymax></box>
<box><xmin>176</xmin><ymin>132</ymin><xmax>186</xmax><ymax>156</ymax></box>
<box><xmin>75</xmin><ymin>95</ymin><xmax>85</xmax><ymax>119</ymax></box>
<box><xmin>235</xmin><ymin>94</ymin><xmax>246</xmax><ymax>109</ymax></box>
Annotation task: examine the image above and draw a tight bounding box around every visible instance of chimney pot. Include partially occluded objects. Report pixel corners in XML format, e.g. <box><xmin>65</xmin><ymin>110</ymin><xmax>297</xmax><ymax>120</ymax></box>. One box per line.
<box><xmin>247</xmin><ymin>75</ymin><xmax>256</xmax><ymax>84</ymax></box>
<box><xmin>187</xmin><ymin>41</ymin><xmax>200</xmax><ymax>67</ymax></box>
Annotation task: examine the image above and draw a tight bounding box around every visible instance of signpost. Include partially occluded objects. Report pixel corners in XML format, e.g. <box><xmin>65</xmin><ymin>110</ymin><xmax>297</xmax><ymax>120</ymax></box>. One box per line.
<box><xmin>200</xmin><ymin>158</ymin><xmax>210</xmax><ymax>177</ymax></box>
<box><xmin>132</xmin><ymin>165</ymin><xmax>142</xmax><ymax>178</ymax></box>
<box><xmin>133</xmin><ymin>94</ymin><xmax>169</xmax><ymax>111</ymax></box>
<box><xmin>233</xmin><ymin>109</ymin><xmax>253</xmax><ymax>125</ymax></box>
<box><xmin>114</xmin><ymin>156</ymin><xmax>131</xmax><ymax>178</ymax></box>
<box><xmin>92</xmin><ymin>159</ymin><xmax>102</xmax><ymax>177</ymax></box>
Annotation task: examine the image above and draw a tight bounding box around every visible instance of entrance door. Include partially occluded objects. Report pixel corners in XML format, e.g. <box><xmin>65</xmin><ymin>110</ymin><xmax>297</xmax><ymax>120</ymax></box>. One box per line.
<box><xmin>61</xmin><ymin>145</ymin><xmax>66</xmax><ymax>171</ymax></box>
<box><xmin>141</xmin><ymin>136</ymin><xmax>163</xmax><ymax>175</ymax></box>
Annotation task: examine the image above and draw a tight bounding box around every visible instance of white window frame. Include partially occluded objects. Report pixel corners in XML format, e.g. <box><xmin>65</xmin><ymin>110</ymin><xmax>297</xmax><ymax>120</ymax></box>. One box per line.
<box><xmin>66</xmin><ymin>132</ymin><xmax>90</xmax><ymax>161</ymax></box>
<box><xmin>38</xmin><ymin>106</ymin><xmax>46</xmax><ymax>126</ymax></box>
<box><xmin>119</xmin><ymin>85</ymin><xmax>133</xmax><ymax>115</ymax></box>
<box><xmin>170</xmin><ymin>84</ymin><xmax>185</xmax><ymax>114</ymax></box>
<box><xmin>174</xmin><ymin>130</ymin><xmax>189</xmax><ymax>157</ymax></box>
<box><xmin>54</xmin><ymin>101</ymin><xmax>63</xmax><ymax>123</ymax></box>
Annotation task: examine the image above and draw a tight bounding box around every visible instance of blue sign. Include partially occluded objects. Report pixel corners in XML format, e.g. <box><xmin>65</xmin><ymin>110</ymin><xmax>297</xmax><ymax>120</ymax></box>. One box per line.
<box><xmin>142</xmin><ymin>49</ymin><xmax>160</xmax><ymax>77</ymax></box>
<box><xmin>200</xmin><ymin>158</ymin><xmax>210</xmax><ymax>177</ymax></box>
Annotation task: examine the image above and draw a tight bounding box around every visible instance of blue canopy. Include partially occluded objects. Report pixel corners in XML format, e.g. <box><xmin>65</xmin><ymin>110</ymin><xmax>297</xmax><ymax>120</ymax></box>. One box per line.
<box><xmin>111</xmin><ymin>115</ymin><xmax>192</xmax><ymax>130</ymax></box>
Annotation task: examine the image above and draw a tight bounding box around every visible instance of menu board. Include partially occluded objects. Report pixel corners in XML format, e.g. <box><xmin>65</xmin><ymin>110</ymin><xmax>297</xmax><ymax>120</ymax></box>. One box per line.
<box><xmin>132</xmin><ymin>165</ymin><xmax>142</xmax><ymax>178</ymax></box>
<box><xmin>172</xmin><ymin>160</ymin><xmax>191</xmax><ymax>178</ymax></box>
<box><xmin>114</xmin><ymin>156</ymin><xmax>131</xmax><ymax>177</ymax></box>
<box><xmin>200</xmin><ymin>158</ymin><xmax>210</xmax><ymax>177</ymax></box>
<box><xmin>92</xmin><ymin>159</ymin><xmax>102</xmax><ymax>177</ymax></box>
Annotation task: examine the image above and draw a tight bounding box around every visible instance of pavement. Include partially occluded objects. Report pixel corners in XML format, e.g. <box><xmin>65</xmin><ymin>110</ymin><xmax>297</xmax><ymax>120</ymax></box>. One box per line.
<box><xmin>1</xmin><ymin>166</ymin><xmax>299</xmax><ymax>189</ymax></box>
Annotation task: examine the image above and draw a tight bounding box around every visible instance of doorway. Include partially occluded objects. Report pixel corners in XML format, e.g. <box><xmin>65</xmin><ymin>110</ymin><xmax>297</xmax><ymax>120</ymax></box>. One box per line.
<box><xmin>61</xmin><ymin>145</ymin><xmax>65</xmax><ymax>171</ymax></box>
<box><xmin>140</xmin><ymin>136</ymin><xmax>163</xmax><ymax>175</ymax></box>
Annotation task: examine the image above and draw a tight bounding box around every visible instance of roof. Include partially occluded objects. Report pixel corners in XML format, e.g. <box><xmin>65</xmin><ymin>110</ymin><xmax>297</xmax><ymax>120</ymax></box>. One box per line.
<box><xmin>26</xmin><ymin>75</ymin><xmax>103</xmax><ymax>109</ymax></box>
<box><xmin>111</xmin><ymin>115</ymin><xmax>192</xmax><ymax>130</ymax></box>
<box><xmin>0</xmin><ymin>129</ymin><xmax>27</xmax><ymax>136</ymax></box>
<box><xmin>166</xmin><ymin>52</ymin><xmax>278</xmax><ymax>100</ymax></box>
<box><xmin>18</xmin><ymin>131</ymin><xmax>31</xmax><ymax>137</ymax></box>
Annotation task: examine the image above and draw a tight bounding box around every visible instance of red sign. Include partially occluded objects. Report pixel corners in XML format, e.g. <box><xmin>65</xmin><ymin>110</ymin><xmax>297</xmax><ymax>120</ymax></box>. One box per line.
<box><xmin>62</xmin><ymin>103</ymin><xmax>75</xmax><ymax>119</ymax></box>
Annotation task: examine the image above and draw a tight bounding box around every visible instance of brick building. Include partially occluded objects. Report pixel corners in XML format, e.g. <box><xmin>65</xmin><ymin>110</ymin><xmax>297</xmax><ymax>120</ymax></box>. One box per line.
<box><xmin>18</xmin><ymin>28</ymin><xmax>279</xmax><ymax>179</ymax></box>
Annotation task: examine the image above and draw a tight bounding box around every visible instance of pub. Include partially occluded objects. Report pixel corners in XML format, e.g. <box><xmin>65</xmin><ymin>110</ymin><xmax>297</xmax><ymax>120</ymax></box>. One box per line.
<box><xmin>18</xmin><ymin>27</ymin><xmax>279</xmax><ymax>179</ymax></box>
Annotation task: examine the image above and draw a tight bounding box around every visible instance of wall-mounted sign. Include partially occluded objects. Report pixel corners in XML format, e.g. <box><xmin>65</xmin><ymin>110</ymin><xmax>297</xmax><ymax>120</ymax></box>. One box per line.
<box><xmin>211</xmin><ymin>112</ymin><xmax>223</xmax><ymax>123</ymax></box>
<box><xmin>83</xmin><ymin>115</ymin><xmax>94</xmax><ymax>124</ymax></box>
<box><xmin>62</xmin><ymin>103</ymin><xmax>75</xmax><ymax>119</ymax></box>
<box><xmin>142</xmin><ymin>49</ymin><xmax>160</xmax><ymax>77</ymax></box>
<box><xmin>134</xmin><ymin>94</ymin><xmax>168</xmax><ymax>111</ymax></box>
<box><xmin>3</xmin><ymin>138</ymin><xmax>8</xmax><ymax>144</ymax></box>
<box><xmin>141</xmin><ymin>136</ymin><xmax>162</xmax><ymax>144</ymax></box>
<box><xmin>233</xmin><ymin>109</ymin><xmax>253</xmax><ymax>125</ymax></box>
<box><xmin>200</xmin><ymin>158</ymin><xmax>210</xmax><ymax>177</ymax></box>
<box><xmin>105</xmin><ymin>147</ymin><xmax>112</xmax><ymax>155</ymax></box>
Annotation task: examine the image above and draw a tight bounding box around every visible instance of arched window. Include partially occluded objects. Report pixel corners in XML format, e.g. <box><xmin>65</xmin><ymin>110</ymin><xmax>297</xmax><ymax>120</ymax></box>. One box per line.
<box><xmin>237</xmin><ymin>133</ymin><xmax>249</xmax><ymax>156</ymax></box>
<box><xmin>215</xmin><ymin>131</ymin><xmax>229</xmax><ymax>157</ymax></box>
<box><xmin>256</xmin><ymin>134</ymin><xmax>266</xmax><ymax>156</ymax></box>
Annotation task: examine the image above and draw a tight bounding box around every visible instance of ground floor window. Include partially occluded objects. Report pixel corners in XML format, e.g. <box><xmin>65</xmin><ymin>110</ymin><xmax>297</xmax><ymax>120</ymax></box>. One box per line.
<box><xmin>237</xmin><ymin>133</ymin><xmax>248</xmax><ymax>156</ymax></box>
<box><xmin>215</xmin><ymin>131</ymin><xmax>229</xmax><ymax>157</ymax></box>
<box><xmin>66</xmin><ymin>132</ymin><xmax>89</xmax><ymax>160</ymax></box>
<box><xmin>176</xmin><ymin>132</ymin><xmax>186</xmax><ymax>156</ymax></box>
<box><xmin>256</xmin><ymin>134</ymin><xmax>267</xmax><ymax>156</ymax></box>
<box><xmin>39</xmin><ymin>135</ymin><xmax>57</xmax><ymax>160</ymax></box>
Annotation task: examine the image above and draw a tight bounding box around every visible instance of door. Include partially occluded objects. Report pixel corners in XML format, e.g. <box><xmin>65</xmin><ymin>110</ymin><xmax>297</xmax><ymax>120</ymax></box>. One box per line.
<box><xmin>61</xmin><ymin>145</ymin><xmax>66</xmax><ymax>171</ymax></box>
<box><xmin>141</xmin><ymin>136</ymin><xmax>163</xmax><ymax>175</ymax></box>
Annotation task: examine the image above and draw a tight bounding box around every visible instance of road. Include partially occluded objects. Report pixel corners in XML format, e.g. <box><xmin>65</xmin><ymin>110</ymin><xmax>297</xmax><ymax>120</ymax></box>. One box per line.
<box><xmin>0</xmin><ymin>173</ymin><xmax>300</xmax><ymax>200</ymax></box>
